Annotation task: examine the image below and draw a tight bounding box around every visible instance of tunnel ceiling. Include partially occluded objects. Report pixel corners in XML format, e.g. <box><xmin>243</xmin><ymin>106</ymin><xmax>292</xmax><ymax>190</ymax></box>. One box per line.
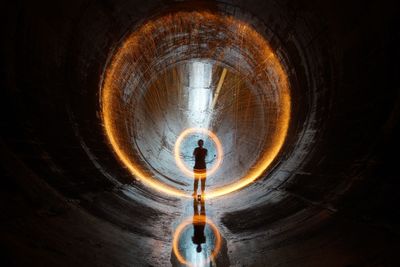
<box><xmin>1</xmin><ymin>0</ymin><xmax>400</xmax><ymax>266</ymax></box>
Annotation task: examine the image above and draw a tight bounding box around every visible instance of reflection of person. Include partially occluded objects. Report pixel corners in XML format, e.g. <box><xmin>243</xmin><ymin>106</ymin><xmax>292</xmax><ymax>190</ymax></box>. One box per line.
<box><xmin>192</xmin><ymin>139</ymin><xmax>208</xmax><ymax>196</ymax></box>
<box><xmin>192</xmin><ymin>198</ymin><xmax>206</xmax><ymax>253</ymax></box>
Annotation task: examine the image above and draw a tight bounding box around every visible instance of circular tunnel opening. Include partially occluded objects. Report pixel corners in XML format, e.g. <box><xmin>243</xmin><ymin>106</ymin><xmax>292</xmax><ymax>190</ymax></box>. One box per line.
<box><xmin>100</xmin><ymin>10</ymin><xmax>291</xmax><ymax>198</ymax></box>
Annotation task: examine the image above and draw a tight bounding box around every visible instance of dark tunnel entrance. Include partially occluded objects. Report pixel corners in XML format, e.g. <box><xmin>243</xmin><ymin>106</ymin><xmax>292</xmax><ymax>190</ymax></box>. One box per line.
<box><xmin>1</xmin><ymin>0</ymin><xmax>400</xmax><ymax>266</ymax></box>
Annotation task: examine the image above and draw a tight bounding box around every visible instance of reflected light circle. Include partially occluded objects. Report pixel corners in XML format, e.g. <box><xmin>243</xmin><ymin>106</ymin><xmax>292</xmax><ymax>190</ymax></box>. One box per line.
<box><xmin>174</xmin><ymin>128</ymin><xmax>223</xmax><ymax>179</ymax></box>
<box><xmin>172</xmin><ymin>215</ymin><xmax>222</xmax><ymax>267</ymax></box>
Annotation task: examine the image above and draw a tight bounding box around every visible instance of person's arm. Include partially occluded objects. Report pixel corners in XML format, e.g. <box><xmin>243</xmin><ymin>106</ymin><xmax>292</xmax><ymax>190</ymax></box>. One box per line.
<box><xmin>193</xmin><ymin>148</ymin><xmax>197</xmax><ymax>157</ymax></box>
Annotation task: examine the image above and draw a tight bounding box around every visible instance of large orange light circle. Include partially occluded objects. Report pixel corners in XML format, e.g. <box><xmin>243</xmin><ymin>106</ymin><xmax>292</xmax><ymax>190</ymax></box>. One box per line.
<box><xmin>100</xmin><ymin>11</ymin><xmax>291</xmax><ymax>199</ymax></box>
<box><xmin>174</xmin><ymin>128</ymin><xmax>223</xmax><ymax>179</ymax></box>
<box><xmin>172</xmin><ymin>215</ymin><xmax>221</xmax><ymax>267</ymax></box>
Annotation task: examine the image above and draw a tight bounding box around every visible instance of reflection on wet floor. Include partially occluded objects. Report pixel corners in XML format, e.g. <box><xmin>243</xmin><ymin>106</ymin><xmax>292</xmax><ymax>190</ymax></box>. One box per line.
<box><xmin>171</xmin><ymin>197</ymin><xmax>229</xmax><ymax>266</ymax></box>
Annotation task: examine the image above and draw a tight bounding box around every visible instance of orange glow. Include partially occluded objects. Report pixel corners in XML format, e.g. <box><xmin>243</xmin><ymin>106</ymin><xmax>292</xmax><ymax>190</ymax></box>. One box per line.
<box><xmin>100</xmin><ymin>11</ymin><xmax>291</xmax><ymax>199</ymax></box>
<box><xmin>102</xmin><ymin>102</ymin><xmax>188</xmax><ymax>198</ymax></box>
<box><xmin>172</xmin><ymin>215</ymin><xmax>221</xmax><ymax>266</ymax></box>
<box><xmin>206</xmin><ymin>87</ymin><xmax>290</xmax><ymax>199</ymax></box>
<box><xmin>174</xmin><ymin>128</ymin><xmax>223</xmax><ymax>179</ymax></box>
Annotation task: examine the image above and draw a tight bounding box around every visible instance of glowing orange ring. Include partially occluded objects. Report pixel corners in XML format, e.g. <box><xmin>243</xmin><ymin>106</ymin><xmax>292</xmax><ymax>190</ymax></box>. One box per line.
<box><xmin>174</xmin><ymin>128</ymin><xmax>223</xmax><ymax>179</ymax></box>
<box><xmin>101</xmin><ymin>11</ymin><xmax>291</xmax><ymax>199</ymax></box>
<box><xmin>172</xmin><ymin>215</ymin><xmax>221</xmax><ymax>267</ymax></box>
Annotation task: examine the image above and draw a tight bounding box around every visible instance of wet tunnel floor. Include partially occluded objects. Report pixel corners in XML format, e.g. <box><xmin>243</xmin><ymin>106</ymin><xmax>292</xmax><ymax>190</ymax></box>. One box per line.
<box><xmin>1</xmin><ymin>140</ymin><xmax>400</xmax><ymax>266</ymax></box>
<box><xmin>170</xmin><ymin>198</ymin><xmax>230</xmax><ymax>267</ymax></box>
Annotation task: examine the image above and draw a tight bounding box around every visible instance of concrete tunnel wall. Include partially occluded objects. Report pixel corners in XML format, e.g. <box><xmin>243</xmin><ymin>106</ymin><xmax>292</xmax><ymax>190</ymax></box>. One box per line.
<box><xmin>104</xmin><ymin>9</ymin><xmax>293</xmax><ymax>193</ymax></box>
<box><xmin>131</xmin><ymin>62</ymin><xmax>271</xmax><ymax>189</ymax></box>
<box><xmin>1</xmin><ymin>0</ymin><xmax>399</xmax><ymax>266</ymax></box>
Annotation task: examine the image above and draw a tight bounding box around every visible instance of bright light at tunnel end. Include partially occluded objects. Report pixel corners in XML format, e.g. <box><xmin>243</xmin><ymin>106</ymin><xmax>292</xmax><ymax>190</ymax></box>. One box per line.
<box><xmin>100</xmin><ymin>10</ymin><xmax>291</xmax><ymax>200</ymax></box>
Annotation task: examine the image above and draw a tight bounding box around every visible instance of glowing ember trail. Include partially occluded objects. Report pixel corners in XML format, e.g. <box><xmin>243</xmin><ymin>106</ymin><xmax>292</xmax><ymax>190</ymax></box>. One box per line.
<box><xmin>101</xmin><ymin>10</ymin><xmax>291</xmax><ymax>199</ymax></box>
<box><xmin>174</xmin><ymin>128</ymin><xmax>223</xmax><ymax>179</ymax></box>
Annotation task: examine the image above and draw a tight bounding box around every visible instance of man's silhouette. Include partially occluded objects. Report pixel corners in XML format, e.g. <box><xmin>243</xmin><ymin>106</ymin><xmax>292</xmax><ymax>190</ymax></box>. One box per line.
<box><xmin>192</xmin><ymin>198</ymin><xmax>206</xmax><ymax>253</ymax></box>
<box><xmin>193</xmin><ymin>139</ymin><xmax>207</xmax><ymax>196</ymax></box>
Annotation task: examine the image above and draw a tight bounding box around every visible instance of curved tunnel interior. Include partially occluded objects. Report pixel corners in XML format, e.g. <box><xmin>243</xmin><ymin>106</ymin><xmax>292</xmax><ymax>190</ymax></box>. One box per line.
<box><xmin>1</xmin><ymin>0</ymin><xmax>400</xmax><ymax>266</ymax></box>
<box><xmin>102</xmin><ymin>10</ymin><xmax>290</xmax><ymax>197</ymax></box>
<box><xmin>133</xmin><ymin>61</ymin><xmax>271</xmax><ymax>189</ymax></box>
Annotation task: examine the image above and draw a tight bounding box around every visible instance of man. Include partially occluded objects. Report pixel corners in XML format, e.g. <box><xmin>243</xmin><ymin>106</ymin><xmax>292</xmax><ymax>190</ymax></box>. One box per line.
<box><xmin>193</xmin><ymin>139</ymin><xmax>207</xmax><ymax>196</ymax></box>
<box><xmin>192</xmin><ymin>198</ymin><xmax>206</xmax><ymax>253</ymax></box>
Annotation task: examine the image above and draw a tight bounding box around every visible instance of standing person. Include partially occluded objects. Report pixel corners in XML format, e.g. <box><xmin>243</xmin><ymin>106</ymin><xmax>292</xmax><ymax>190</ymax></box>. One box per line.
<box><xmin>192</xmin><ymin>198</ymin><xmax>206</xmax><ymax>253</ymax></box>
<box><xmin>193</xmin><ymin>139</ymin><xmax>207</xmax><ymax>196</ymax></box>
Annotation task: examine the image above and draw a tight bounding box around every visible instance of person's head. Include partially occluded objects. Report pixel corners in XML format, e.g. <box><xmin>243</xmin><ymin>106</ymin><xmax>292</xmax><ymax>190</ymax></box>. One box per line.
<box><xmin>198</xmin><ymin>139</ymin><xmax>204</xmax><ymax>147</ymax></box>
<box><xmin>196</xmin><ymin>244</ymin><xmax>202</xmax><ymax>253</ymax></box>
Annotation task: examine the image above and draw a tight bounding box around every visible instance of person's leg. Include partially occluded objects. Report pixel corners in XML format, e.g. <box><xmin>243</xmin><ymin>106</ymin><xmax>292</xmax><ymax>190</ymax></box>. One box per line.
<box><xmin>193</xmin><ymin>171</ymin><xmax>199</xmax><ymax>194</ymax></box>
<box><xmin>201</xmin><ymin>176</ymin><xmax>206</xmax><ymax>193</ymax></box>
<box><xmin>193</xmin><ymin>198</ymin><xmax>198</xmax><ymax>214</ymax></box>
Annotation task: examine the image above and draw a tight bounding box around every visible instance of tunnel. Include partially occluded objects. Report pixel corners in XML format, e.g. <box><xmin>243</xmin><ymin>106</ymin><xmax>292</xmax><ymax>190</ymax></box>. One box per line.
<box><xmin>1</xmin><ymin>0</ymin><xmax>399</xmax><ymax>266</ymax></box>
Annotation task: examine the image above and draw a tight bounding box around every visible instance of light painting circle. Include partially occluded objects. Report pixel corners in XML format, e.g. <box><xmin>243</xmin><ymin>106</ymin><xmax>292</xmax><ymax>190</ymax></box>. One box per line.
<box><xmin>172</xmin><ymin>215</ymin><xmax>222</xmax><ymax>267</ymax></box>
<box><xmin>174</xmin><ymin>128</ymin><xmax>223</xmax><ymax>179</ymax></box>
<box><xmin>100</xmin><ymin>10</ymin><xmax>291</xmax><ymax>199</ymax></box>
